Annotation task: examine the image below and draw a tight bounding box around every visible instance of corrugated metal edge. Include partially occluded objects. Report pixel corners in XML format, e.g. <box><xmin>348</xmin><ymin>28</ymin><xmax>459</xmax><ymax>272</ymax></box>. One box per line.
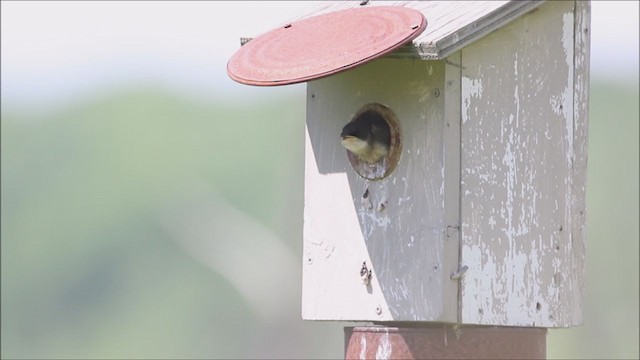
<box><xmin>239</xmin><ymin>1</ymin><xmax>545</xmax><ymax>60</ymax></box>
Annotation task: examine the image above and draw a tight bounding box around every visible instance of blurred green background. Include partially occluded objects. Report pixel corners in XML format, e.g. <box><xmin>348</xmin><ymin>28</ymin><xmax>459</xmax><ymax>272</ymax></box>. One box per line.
<box><xmin>2</xmin><ymin>80</ymin><xmax>638</xmax><ymax>360</ymax></box>
<box><xmin>1</xmin><ymin>2</ymin><xmax>639</xmax><ymax>359</ymax></box>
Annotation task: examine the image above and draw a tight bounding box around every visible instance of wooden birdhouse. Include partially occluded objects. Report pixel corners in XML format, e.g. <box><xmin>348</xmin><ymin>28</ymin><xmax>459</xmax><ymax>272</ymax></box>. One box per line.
<box><xmin>228</xmin><ymin>0</ymin><xmax>590</xmax><ymax>331</ymax></box>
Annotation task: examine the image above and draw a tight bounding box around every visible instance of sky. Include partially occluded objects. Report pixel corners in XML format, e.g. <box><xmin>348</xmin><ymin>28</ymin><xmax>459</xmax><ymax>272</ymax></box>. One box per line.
<box><xmin>1</xmin><ymin>1</ymin><xmax>639</xmax><ymax>110</ymax></box>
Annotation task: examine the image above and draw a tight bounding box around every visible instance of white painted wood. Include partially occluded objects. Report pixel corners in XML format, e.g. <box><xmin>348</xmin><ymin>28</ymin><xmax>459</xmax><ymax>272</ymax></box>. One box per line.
<box><xmin>303</xmin><ymin>57</ymin><xmax>459</xmax><ymax>322</ymax></box>
<box><xmin>570</xmin><ymin>0</ymin><xmax>590</xmax><ymax>325</ymax></box>
<box><xmin>244</xmin><ymin>1</ymin><xmax>544</xmax><ymax>60</ymax></box>
<box><xmin>299</xmin><ymin>0</ymin><xmax>588</xmax><ymax>327</ymax></box>
<box><xmin>443</xmin><ymin>51</ymin><xmax>463</xmax><ymax>322</ymax></box>
<box><xmin>459</xmin><ymin>0</ymin><xmax>583</xmax><ymax>327</ymax></box>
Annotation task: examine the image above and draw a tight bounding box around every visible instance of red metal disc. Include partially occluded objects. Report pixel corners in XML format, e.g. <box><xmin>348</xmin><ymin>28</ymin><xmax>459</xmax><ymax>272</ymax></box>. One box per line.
<box><xmin>227</xmin><ymin>6</ymin><xmax>427</xmax><ymax>86</ymax></box>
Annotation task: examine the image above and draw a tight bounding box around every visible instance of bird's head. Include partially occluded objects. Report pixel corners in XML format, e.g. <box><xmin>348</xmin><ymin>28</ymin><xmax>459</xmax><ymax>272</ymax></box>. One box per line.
<box><xmin>340</xmin><ymin>110</ymin><xmax>391</xmax><ymax>163</ymax></box>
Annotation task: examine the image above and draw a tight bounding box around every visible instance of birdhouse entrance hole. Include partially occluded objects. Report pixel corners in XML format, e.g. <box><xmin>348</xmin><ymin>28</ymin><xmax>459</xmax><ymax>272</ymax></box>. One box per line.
<box><xmin>345</xmin><ymin>103</ymin><xmax>402</xmax><ymax>181</ymax></box>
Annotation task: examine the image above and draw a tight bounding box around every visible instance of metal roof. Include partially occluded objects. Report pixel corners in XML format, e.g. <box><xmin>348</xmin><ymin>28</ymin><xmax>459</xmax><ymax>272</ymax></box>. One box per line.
<box><xmin>228</xmin><ymin>6</ymin><xmax>427</xmax><ymax>86</ymax></box>
<box><xmin>242</xmin><ymin>0</ymin><xmax>545</xmax><ymax>60</ymax></box>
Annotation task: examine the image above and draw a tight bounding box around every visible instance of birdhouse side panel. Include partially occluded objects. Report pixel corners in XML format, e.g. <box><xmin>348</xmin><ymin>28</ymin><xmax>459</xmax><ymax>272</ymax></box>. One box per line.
<box><xmin>570</xmin><ymin>0</ymin><xmax>590</xmax><ymax>324</ymax></box>
<box><xmin>459</xmin><ymin>0</ymin><xmax>583</xmax><ymax>327</ymax></box>
<box><xmin>303</xmin><ymin>58</ymin><xmax>457</xmax><ymax>322</ymax></box>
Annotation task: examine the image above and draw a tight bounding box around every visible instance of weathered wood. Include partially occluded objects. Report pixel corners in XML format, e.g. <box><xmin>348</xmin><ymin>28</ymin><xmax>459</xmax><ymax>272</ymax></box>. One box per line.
<box><xmin>299</xmin><ymin>0</ymin><xmax>588</xmax><ymax>328</ymax></box>
<box><xmin>571</xmin><ymin>0</ymin><xmax>590</xmax><ymax>324</ymax></box>
<box><xmin>303</xmin><ymin>57</ymin><xmax>458</xmax><ymax>321</ymax></box>
<box><xmin>243</xmin><ymin>1</ymin><xmax>545</xmax><ymax>60</ymax></box>
<box><xmin>459</xmin><ymin>0</ymin><xmax>582</xmax><ymax>327</ymax></box>
<box><xmin>443</xmin><ymin>51</ymin><xmax>463</xmax><ymax>322</ymax></box>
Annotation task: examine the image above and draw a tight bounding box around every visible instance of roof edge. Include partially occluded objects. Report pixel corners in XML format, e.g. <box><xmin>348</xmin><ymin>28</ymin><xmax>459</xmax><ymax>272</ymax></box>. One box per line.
<box><xmin>432</xmin><ymin>0</ymin><xmax>545</xmax><ymax>60</ymax></box>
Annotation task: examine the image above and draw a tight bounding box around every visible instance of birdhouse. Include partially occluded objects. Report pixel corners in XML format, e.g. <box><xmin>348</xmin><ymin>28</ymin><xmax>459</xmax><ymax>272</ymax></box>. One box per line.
<box><xmin>228</xmin><ymin>0</ymin><xmax>590</xmax><ymax>329</ymax></box>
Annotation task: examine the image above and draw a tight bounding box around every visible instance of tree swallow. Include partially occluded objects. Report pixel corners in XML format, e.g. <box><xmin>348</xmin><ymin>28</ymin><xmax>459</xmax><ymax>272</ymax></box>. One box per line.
<box><xmin>340</xmin><ymin>110</ymin><xmax>391</xmax><ymax>164</ymax></box>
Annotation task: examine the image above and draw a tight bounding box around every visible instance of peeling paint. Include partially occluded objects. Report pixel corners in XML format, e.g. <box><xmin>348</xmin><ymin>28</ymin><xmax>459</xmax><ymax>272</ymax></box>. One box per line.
<box><xmin>375</xmin><ymin>332</ymin><xmax>392</xmax><ymax>360</ymax></box>
<box><xmin>359</xmin><ymin>336</ymin><xmax>367</xmax><ymax>360</ymax></box>
<box><xmin>461</xmin><ymin>76</ymin><xmax>484</xmax><ymax>124</ymax></box>
<box><xmin>561</xmin><ymin>11</ymin><xmax>575</xmax><ymax>166</ymax></box>
<box><xmin>460</xmin><ymin>0</ymin><xmax>582</xmax><ymax>327</ymax></box>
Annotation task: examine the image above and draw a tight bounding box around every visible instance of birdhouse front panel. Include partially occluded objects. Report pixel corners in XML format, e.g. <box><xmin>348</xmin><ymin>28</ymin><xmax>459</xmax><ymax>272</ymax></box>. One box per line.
<box><xmin>302</xmin><ymin>58</ymin><xmax>460</xmax><ymax>322</ymax></box>
<box><xmin>458</xmin><ymin>0</ymin><xmax>588</xmax><ymax>327</ymax></box>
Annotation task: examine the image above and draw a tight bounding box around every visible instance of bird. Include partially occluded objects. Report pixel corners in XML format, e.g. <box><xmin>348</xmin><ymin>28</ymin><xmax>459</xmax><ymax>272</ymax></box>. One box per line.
<box><xmin>340</xmin><ymin>110</ymin><xmax>391</xmax><ymax>164</ymax></box>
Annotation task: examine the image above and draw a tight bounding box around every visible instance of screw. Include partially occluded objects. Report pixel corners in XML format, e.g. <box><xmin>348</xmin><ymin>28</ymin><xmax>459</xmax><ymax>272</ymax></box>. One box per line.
<box><xmin>434</xmin><ymin>88</ymin><xmax>441</xmax><ymax>97</ymax></box>
<box><xmin>375</xmin><ymin>305</ymin><xmax>382</xmax><ymax>315</ymax></box>
<box><xmin>450</xmin><ymin>265</ymin><xmax>469</xmax><ymax>280</ymax></box>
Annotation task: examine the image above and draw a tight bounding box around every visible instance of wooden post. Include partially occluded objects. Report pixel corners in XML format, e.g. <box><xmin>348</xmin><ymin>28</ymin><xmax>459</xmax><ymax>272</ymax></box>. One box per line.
<box><xmin>345</xmin><ymin>325</ymin><xmax>546</xmax><ymax>360</ymax></box>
